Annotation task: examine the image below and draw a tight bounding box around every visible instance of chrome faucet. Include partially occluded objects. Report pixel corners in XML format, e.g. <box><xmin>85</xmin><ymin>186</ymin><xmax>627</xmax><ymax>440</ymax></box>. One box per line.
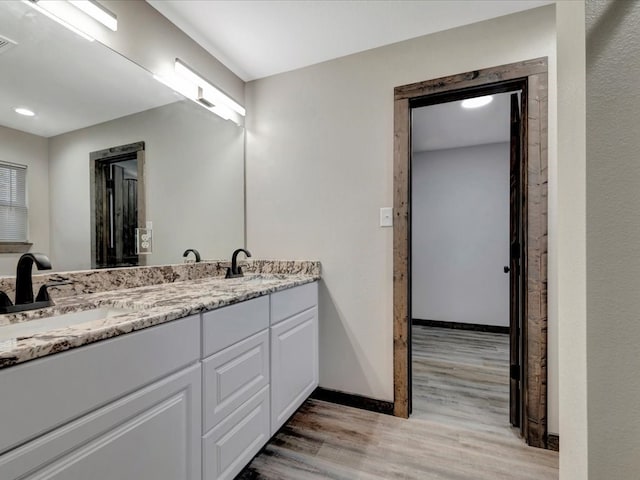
<box><xmin>183</xmin><ymin>248</ymin><xmax>201</xmax><ymax>263</ymax></box>
<box><xmin>226</xmin><ymin>248</ymin><xmax>251</xmax><ymax>278</ymax></box>
<box><xmin>0</xmin><ymin>253</ymin><xmax>54</xmax><ymax>314</ymax></box>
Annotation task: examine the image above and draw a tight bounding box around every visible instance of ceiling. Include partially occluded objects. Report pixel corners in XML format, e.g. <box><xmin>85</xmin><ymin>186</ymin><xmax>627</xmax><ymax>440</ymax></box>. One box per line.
<box><xmin>412</xmin><ymin>92</ymin><xmax>513</xmax><ymax>152</ymax></box>
<box><xmin>0</xmin><ymin>2</ymin><xmax>179</xmax><ymax>137</ymax></box>
<box><xmin>147</xmin><ymin>0</ymin><xmax>553</xmax><ymax>81</ymax></box>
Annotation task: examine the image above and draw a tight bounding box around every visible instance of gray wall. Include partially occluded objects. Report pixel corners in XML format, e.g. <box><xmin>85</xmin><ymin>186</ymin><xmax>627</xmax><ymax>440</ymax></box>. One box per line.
<box><xmin>245</xmin><ymin>5</ymin><xmax>559</xmax><ymax>433</ymax></box>
<box><xmin>412</xmin><ymin>144</ymin><xmax>510</xmax><ymax>327</ymax></box>
<box><xmin>0</xmin><ymin>126</ymin><xmax>49</xmax><ymax>275</ymax></box>
<box><xmin>48</xmin><ymin>101</ymin><xmax>244</xmax><ymax>271</ymax></box>
<box><xmin>586</xmin><ymin>1</ymin><xmax>640</xmax><ymax>477</ymax></box>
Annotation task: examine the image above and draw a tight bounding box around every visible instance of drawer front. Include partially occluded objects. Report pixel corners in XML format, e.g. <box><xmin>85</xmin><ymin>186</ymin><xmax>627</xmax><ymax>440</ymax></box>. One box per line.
<box><xmin>202</xmin><ymin>329</ymin><xmax>269</xmax><ymax>433</ymax></box>
<box><xmin>0</xmin><ymin>364</ymin><xmax>201</xmax><ymax>480</ymax></box>
<box><xmin>202</xmin><ymin>296</ymin><xmax>269</xmax><ymax>358</ymax></box>
<box><xmin>271</xmin><ymin>307</ymin><xmax>319</xmax><ymax>434</ymax></box>
<box><xmin>0</xmin><ymin>315</ymin><xmax>200</xmax><ymax>455</ymax></box>
<box><xmin>270</xmin><ymin>282</ymin><xmax>318</xmax><ymax>325</ymax></box>
<box><xmin>203</xmin><ymin>386</ymin><xmax>270</xmax><ymax>480</ymax></box>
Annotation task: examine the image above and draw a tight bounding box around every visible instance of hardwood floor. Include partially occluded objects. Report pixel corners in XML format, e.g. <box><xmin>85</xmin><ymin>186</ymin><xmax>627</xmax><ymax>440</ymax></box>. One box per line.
<box><xmin>238</xmin><ymin>326</ymin><xmax>558</xmax><ymax>479</ymax></box>
<box><xmin>411</xmin><ymin>325</ymin><xmax>512</xmax><ymax>436</ymax></box>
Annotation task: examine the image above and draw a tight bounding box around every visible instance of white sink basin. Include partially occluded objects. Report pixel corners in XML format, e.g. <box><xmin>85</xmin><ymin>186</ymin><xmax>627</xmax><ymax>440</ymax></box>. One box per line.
<box><xmin>0</xmin><ymin>307</ymin><xmax>134</xmax><ymax>342</ymax></box>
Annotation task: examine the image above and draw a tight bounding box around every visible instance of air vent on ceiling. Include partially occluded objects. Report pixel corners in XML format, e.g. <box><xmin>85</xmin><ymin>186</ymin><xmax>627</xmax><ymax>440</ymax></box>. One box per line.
<box><xmin>0</xmin><ymin>35</ymin><xmax>17</xmax><ymax>55</ymax></box>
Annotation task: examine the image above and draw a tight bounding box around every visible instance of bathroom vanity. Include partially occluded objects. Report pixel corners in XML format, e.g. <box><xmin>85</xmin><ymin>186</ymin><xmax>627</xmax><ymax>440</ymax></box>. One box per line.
<box><xmin>0</xmin><ymin>262</ymin><xmax>319</xmax><ymax>480</ymax></box>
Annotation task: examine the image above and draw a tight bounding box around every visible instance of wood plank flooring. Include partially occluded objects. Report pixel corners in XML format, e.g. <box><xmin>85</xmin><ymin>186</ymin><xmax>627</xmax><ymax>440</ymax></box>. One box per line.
<box><xmin>238</xmin><ymin>326</ymin><xmax>558</xmax><ymax>479</ymax></box>
<box><xmin>411</xmin><ymin>325</ymin><xmax>513</xmax><ymax>436</ymax></box>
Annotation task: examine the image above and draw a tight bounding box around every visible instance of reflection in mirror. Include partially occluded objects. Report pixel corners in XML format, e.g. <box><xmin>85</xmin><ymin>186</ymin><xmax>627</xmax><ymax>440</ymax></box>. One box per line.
<box><xmin>0</xmin><ymin>1</ymin><xmax>245</xmax><ymax>275</ymax></box>
<box><xmin>90</xmin><ymin>142</ymin><xmax>145</xmax><ymax>269</ymax></box>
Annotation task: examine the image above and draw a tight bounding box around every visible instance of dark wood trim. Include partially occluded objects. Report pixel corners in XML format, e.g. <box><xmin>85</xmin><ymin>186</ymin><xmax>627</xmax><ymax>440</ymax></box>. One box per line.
<box><xmin>394</xmin><ymin>57</ymin><xmax>548</xmax><ymax>100</ymax></box>
<box><xmin>89</xmin><ymin>141</ymin><xmax>145</xmax><ymax>162</ymax></box>
<box><xmin>311</xmin><ymin>388</ymin><xmax>394</xmax><ymax>416</ymax></box>
<box><xmin>546</xmin><ymin>434</ymin><xmax>559</xmax><ymax>452</ymax></box>
<box><xmin>412</xmin><ymin>319</ymin><xmax>509</xmax><ymax>334</ymax></box>
<box><xmin>393</xmin><ymin>58</ymin><xmax>549</xmax><ymax>448</ymax></box>
<box><xmin>393</xmin><ymin>97</ymin><xmax>411</xmax><ymax>419</ymax></box>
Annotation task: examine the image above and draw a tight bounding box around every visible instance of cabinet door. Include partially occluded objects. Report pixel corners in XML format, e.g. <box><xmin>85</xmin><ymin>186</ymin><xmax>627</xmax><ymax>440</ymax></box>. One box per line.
<box><xmin>203</xmin><ymin>385</ymin><xmax>270</xmax><ymax>480</ymax></box>
<box><xmin>270</xmin><ymin>306</ymin><xmax>318</xmax><ymax>434</ymax></box>
<box><xmin>0</xmin><ymin>364</ymin><xmax>201</xmax><ymax>480</ymax></box>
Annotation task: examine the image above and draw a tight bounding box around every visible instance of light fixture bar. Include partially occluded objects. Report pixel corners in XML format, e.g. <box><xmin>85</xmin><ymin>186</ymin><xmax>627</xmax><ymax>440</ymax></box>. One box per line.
<box><xmin>153</xmin><ymin>74</ymin><xmax>236</xmax><ymax>122</ymax></box>
<box><xmin>69</xmin><ymin>0</ymin><xmax>118</xmax><ymax>31</ymax></box>
<box><xmin>22</xmin><ymin>0</ymin><xmax>95</xmax><ymax>41</ymax></box>
<box><xmin>175</xmin><ymin>59</ymin><xmax>246</xmax><ymax>116</ymax></box>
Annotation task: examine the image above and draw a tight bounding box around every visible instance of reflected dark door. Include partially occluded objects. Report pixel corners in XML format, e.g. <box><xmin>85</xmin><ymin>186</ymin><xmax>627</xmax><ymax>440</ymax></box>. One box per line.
<box><xmin>509</xmin><ymin>92</ymin><xmax>524</xmax><ymax>431</ymax></box>
<box><xmin>95</xmin><ymin>158</ymin><xmax>139</xmax><ymax>268</ymax></box>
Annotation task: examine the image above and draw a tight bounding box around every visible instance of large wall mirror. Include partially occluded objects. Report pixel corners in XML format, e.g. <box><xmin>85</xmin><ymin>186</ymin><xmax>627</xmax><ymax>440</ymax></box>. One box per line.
<box><xmin>0</xmin><ymin>2</ymin><xmax>245</xmax><ymax>275</ymax></box>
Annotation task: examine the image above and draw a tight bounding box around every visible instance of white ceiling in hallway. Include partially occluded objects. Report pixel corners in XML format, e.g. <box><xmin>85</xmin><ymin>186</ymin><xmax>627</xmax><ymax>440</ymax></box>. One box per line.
<box><xmin>146</xmin><ymin>0</ymin><xmax>554</xmax><ymax>81</ymax></box>
<box><xmin>412</xmin><ymin>92</ymin><xmax>513</xmax><ymax>153</ymax></box>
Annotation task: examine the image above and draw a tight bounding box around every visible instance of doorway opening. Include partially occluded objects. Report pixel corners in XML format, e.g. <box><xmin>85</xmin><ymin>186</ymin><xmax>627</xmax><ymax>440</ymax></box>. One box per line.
<box><xmin>393</xmin><ymin>58</ymin><xmax>549</xmax><ymax>448</ymax></box>
<box><xmin>90</xmin><ymin>141</ymin><xmax>146</xmax><ymax>269</ymax></box>
<box><xmin>410</xmin><ymin>91</ymin><xmax>520</xmax><ymax>435</ymax></box>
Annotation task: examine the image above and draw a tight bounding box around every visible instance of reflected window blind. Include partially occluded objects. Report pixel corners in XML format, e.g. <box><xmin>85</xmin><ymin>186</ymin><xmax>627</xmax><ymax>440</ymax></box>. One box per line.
<box><xmin>0</xmin><ymin>162</ymin><xmax>28</xmax><ymax>242</ymax></box>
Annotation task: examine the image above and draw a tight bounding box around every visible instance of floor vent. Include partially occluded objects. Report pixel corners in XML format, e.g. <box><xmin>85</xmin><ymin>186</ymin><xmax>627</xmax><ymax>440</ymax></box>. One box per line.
<box><xmin>0</xmin><ymin>35</ymin><xmax>17</xmax><ymax>55</ymax></box>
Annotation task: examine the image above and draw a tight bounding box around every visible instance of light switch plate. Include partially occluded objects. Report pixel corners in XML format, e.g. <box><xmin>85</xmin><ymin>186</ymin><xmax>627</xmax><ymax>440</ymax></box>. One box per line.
<box><xmin>380</xmin><ymin>207</ymin><xmax>393</xmax><ymax>227</ymax></box>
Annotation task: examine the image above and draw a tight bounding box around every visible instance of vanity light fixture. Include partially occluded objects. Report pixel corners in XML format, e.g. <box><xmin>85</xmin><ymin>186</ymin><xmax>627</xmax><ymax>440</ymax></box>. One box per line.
<box><xmin>14</xmin><ymin>107</ymin><xmax>36</xmax><ymax>117</ymax></box>
<box><xmin>461</xmin><ymin>95</ymin><xmax>493</xmax><ymax>109</ymax></box>
<box><xmin>22</xmin><ymin>0</ymin><xmax>95</xmax><ymax>41</ymax></box>
<box><xmin>68</xmin><ymin>0</ymin><xmax>117</xmax><ymax>32</ymax></box>
<box><xmin>174</xmin><ymin>59</ymin><xmax>246</xmax><ymax>117</ymax></box>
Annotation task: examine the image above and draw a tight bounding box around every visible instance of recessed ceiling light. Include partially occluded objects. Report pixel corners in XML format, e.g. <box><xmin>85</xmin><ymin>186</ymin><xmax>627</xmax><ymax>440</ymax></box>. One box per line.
<box><xmin>461</xmin><ymin>96</ymin><xmax>493</xmax><ymax>109</ymax></box>
<box><xmin>14</xmin><ymin>107</ymin><xmax>35</xmax><ymax>117</ymax></box>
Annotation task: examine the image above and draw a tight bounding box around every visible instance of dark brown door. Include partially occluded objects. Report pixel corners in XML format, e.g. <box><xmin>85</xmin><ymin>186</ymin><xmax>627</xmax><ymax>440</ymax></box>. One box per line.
<box><xmin>509</xmin><ymin>93</ymin><xmax>523</xmax><ymax>430</ymax></box>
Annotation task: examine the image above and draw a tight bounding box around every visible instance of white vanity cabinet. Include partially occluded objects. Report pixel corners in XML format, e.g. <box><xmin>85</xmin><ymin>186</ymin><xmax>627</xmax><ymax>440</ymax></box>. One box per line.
<box><xmin>270</xmin><ymin>282</ymin><xmax>319</xmax><ymax>434</ymax></box>
<box><xmin>0</xmin><ymin>281</ymin><xmax>319</xmax><ymax>480</ymax></box>
<box><xmin>201</xmin><ymin>296</ymin><xmax>271</xmax><ymax>480</ymax></box>
<box><xmin>0</xmin><ymin>315</ymin><xmax>202</xmax><ymax>480</ymax></box>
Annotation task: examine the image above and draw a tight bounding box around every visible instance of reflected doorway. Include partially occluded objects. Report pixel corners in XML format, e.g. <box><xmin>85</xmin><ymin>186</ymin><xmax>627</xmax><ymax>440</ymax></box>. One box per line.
<box><xmin>90</xmin><ymin>141</ymin><xmax>146</xmax><ymax>269</ymax></box>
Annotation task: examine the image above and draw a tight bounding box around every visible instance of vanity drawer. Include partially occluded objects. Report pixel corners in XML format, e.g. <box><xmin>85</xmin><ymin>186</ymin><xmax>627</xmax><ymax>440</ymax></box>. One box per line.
<box><xmin>270</xmin><ymin>282</ymin><xmax>317</xmax><ymax>325</ymax></box>
<box><xmin>0</xmin><ymin>315</ymin><xmax>200</xmax><ymax>456</ymax></box>
<box><xmin>202</xmin><ymin>329</ymin><xmax>269</xmax><ymax>433</ymax></box>
<box><xmin>202</xmin><ymin>385</ymin><xmax>270</xmax><ymax>480</ymax></box>
<box><xmin>202</xmin><ymin>296</ymin><xmax>269</xmax><ymax>357</ymax></box>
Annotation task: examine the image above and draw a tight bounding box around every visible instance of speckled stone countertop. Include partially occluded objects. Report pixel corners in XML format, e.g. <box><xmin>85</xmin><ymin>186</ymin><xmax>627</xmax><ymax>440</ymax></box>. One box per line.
<box><xmin>0</xmin><ymin>263</ymin><xmax>320</xmax><ymax>369</ymax></box>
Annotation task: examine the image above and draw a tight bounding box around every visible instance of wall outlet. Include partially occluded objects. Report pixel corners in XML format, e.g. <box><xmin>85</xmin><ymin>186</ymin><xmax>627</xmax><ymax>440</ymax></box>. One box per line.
<box><xmin>135</xmin><ymin>228</ymin><xmax>153</xmax><ymax>255</ymax></box>
<box><xmin>380</xmin><ymin>207</ymin><xmax>393</xmax><ymax>227</ymax></box>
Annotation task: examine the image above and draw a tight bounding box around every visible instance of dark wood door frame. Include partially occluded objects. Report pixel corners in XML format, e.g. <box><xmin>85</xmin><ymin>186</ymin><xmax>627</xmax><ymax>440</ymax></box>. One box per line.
<box><xmin>393</xmin><ymin>58</ymin><xmax>549</xmax><ymax>448</ymax></box>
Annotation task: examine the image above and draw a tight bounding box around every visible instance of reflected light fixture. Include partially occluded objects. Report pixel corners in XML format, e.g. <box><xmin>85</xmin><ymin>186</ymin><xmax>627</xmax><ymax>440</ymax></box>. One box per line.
<box><xmin>461</xmin><ymin>95</ymin><xmax>493</xmax><ymax>109</ymax></box>
<box><xmin>22</xmin><ymin>0</ymin><xmax>95</xmax><ymax>41</ymax></box>
<box><xmin>175</xmin><ymin>59</ymin><xmax>246</xmax><ymax>117</ymax></box>
<box><xmin>69</xmin><ymin>0</ymin><xmax>118</xmax><ymax>31</ymax></box>
<box><xmin>14</xmin><ymin>107</ymin><xmax>36</xmax><ymax>117</ymax></box>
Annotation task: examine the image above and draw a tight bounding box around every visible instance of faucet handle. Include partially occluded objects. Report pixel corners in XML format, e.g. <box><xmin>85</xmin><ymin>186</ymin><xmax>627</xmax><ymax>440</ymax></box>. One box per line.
<box><xmin>35</xmin><ymin>285</ymin><xmax>52</xmax><ymax>303</ymax></box>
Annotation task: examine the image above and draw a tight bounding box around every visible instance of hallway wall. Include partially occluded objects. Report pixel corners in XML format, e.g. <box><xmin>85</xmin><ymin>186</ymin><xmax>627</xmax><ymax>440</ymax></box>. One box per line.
<box><xmin>411</xmin><ymin>143</ymin><xmax>510</xmax><ymax>327</ymax></box>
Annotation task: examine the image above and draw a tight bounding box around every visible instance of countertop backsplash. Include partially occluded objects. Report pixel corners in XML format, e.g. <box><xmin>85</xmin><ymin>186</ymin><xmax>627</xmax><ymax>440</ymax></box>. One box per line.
<box><xmin>0</xmin><ymin>260</ymin><xmax>321</xmax><ymax>300</ymax></box>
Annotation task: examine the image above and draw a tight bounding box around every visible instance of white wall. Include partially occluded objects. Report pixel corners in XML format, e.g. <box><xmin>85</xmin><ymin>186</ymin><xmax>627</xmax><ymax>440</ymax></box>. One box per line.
<box><xmin>0</xmin><ymin>126</ymin><xmax>49</xmax><ymax>276</ymax></box>
<box><xmin>586</xmin><ymin>1</ymin><xmax>640</xmax><ymax>477</ymax></box>
<box><xmin>48</xmin><ymin>101</ymin><xmax>244</xmax><ymax>271</ymax></box>
<box><xmin>412</xmin><ymin>144</ymin><xmax>509</xmax><ymax>327</ymax></box>
<box><xmin>245</xmin><ymin>5</ymin><xmax>558</xmax><ymax>433</ymax></box>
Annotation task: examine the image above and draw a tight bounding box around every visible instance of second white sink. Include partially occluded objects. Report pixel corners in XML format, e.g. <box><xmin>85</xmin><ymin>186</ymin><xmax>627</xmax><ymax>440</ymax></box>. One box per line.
<box><xmin>0</xmin><ymin>307</ymin><xmax>134</xmax><ymax>342</ymax></box>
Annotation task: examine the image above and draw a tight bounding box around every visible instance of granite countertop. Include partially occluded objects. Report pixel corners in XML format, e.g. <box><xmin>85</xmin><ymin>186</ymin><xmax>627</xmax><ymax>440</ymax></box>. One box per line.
<box><xmin>0</xmin><ymin>272</ymin><xmax>319</xmax><ymax>369</ymax></box>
